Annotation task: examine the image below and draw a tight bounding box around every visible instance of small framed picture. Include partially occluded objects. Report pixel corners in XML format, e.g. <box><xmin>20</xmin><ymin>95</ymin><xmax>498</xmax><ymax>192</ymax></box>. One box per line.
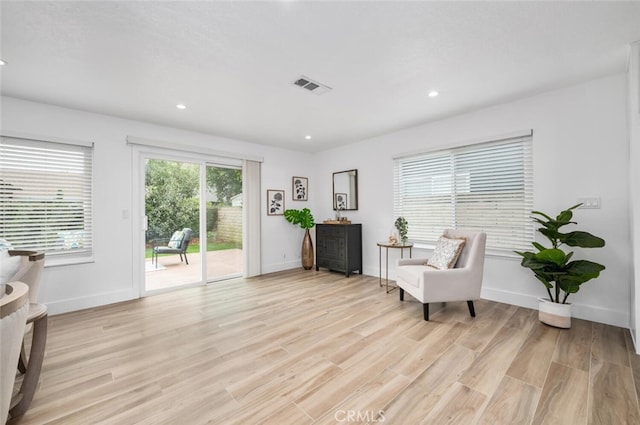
<box><xmin>292</xmin><ymin>176</ymin><xmax>308</xmax><ymax>201</ymax></box>
<box><xmin>335</xmin><ymin>193</ymin><xmax>347</xmax><ymax>210</ymax></box>
<box><xmin>267</xmin><ymin>189</ymin><xmax>285</xmax><ymax>215</ymax></box>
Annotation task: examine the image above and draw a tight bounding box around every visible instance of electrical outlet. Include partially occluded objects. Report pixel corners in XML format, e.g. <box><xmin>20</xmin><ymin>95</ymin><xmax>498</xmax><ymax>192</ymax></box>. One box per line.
<box><xmin>577</xmin><ymin>197</ymin><xmax>601</xmax><ymax>209</ymax></box>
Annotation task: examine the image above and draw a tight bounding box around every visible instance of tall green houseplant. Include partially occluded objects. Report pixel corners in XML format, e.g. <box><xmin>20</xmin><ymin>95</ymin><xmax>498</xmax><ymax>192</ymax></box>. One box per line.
<box><xmin>284</xmin><ymin>208</ymin><xmax>315</xmax><ymax>231</ymax></box>
<box><xmin>515</xmin><ymin>204</ymin><xmax>605</xmax><ymax>304</ymax></box>
<box><xmin>284</xmin><ymin>208</ymin><xmax>315</xmax><ymax>270</ymax></box>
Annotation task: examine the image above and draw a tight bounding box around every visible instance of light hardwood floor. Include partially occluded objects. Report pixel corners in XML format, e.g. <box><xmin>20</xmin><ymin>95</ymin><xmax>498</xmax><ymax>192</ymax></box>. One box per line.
<box><xmin>12</xmin><ymin>270</ymin><xmax>640</xmax><ymax>425</ymax></box>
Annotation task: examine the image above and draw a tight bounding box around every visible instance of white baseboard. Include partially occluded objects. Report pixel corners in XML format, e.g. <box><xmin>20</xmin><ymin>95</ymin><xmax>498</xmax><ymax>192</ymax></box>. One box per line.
<box><xmin>43</xmin><ymin>272</ymin><xmax>630</xmax><ymax>331</ymax></box>
<box><xmin>481</xmin><ymin>287</ymin><xmax>629</xmax><ymax>328</ymax></box>
<box><xmin>45</xmin><ymin>289</ymin><xmax>136</xmax><ymax>316</ymax></box>
<box><xmin>262</xmin><ymin>260</ymin><xmax>301</xmax><ymax>274</ymax></box>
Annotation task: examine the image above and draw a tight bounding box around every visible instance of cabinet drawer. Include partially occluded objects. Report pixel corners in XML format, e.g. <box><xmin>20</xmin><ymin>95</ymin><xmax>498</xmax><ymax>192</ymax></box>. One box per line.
<box><xmin>330</xmin><ymin>260</ymin><xmax>346</xmax><ymax>271</ymax></box>
<box><xmin>329</xmin><ymin>226</ymin><xmax>346</xmax><ymax>238</ymax></box>
<box><xmin>316</xmin><ymin>257</ymin><xmax>329</xmax><ymax>268</ymax></box>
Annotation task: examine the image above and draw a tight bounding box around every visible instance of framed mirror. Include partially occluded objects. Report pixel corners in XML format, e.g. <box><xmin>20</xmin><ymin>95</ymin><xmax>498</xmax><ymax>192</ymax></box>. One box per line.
<box><xmin>333</xmin><ymin>169</ymin><xmax>358</xmax><ymax>210</ymax></box>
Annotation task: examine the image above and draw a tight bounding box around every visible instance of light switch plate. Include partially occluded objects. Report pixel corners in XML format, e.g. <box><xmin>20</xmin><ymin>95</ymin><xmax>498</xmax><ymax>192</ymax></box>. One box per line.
<box><xmin>577</xmin><ymin>197</ymin><xmax>601</xmax><ymax>209</ymax></box>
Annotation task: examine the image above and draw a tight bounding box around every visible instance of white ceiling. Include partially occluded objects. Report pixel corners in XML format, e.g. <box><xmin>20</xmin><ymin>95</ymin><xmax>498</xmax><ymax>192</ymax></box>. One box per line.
<box><xmin>2</xmin><ymin>1</ymin><xmax>640</xmax><ymax>153</ymax></box>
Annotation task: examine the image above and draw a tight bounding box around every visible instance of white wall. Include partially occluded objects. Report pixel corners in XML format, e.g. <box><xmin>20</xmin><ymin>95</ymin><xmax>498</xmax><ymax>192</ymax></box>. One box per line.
<box><xmin>261</xmin><ymin>150</ymin><xmax>320</xmax><ymax>274</ymax></box>
<box><xmin>1</xmin><ymin>96</ymin><xmax>315</xmax><ymax>314</ymax></box>
<box><xmin>629</xmin><ymin>43</ymin><xmax>640</xmax><ymax>348</ymax></box>
<box><xmin>315</xmin><ymin>73</ymin><xmax>631</xmax><ymax>327</ymax></box>
<box><xmin>2</xmin><ymin>72</ymin><xmax>633</xmax><ymax>328</ymax></box>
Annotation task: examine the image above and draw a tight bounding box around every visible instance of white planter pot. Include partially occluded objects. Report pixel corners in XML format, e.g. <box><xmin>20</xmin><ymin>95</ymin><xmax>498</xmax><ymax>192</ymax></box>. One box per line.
<box><xmin>538</xmin><ymin>298</ymin><xmax>571</xmax><ymax>328</ymax></box>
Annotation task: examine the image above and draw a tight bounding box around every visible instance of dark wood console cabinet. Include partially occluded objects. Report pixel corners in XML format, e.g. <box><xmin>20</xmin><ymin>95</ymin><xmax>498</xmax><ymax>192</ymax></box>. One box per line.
<box><xmin>315</xmin><ymin>224</ymin><xmax>362</xmax><ymax>277</ymax></box>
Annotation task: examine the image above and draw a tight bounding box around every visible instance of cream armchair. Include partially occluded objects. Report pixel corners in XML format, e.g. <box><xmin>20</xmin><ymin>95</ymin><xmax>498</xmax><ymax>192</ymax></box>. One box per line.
<box><xmin>396</xmin><ymin>229</ymin><xmax>486</xmax><ymax>321</ymax></box>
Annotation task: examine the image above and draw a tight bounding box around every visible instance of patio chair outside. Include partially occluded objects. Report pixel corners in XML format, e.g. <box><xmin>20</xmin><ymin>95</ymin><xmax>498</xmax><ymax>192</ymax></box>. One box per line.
<box><xmin>152</xmin><ymin>228</ymin><xmax>193</xmax><ymax>266</ymax></box>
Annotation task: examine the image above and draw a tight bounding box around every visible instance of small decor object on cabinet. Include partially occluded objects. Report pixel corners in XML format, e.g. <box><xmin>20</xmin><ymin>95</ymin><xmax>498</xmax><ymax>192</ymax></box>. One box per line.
<box><xmin>267</xmin><ymin>189</ymin><xmax>285</xmax><ymax>215</ymax></box>
<box><xmin>514</xmin><ymin>203</ymin><xmax>605</xmax><ymax>328</ymax></box>
<box><xmin>395</xmin><ymin>217</ymin><xmax>408</xmax><ymax>244</ymax></box>
<box><xmin>292</xmin><ymin>177</ymin><xmax>308</xmax><ymax>201</ymax></box>
<box><xmin>335</xmin><ymin>193</ymin><xmax>347</xmax><ymax>210</ymax></box>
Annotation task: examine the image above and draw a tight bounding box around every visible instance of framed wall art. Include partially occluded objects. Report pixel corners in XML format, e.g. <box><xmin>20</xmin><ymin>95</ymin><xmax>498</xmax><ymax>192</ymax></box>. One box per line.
<box><xmin>335</xmin><ymin>192</ymin><xmax>347</xmax><ymax>210</ymax></box>
<box><xmin>267</xmin><ymin>189</ymin><xmax>285</xmax><ymax>215</ymax></box>
<box><xmin>292</xmin><ymin>176</ymin><xmax>308</xmax><ymax>201</ymax></box>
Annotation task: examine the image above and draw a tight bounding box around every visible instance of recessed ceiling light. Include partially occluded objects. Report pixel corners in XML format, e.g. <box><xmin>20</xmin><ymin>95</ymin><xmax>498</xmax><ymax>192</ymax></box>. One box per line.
<box><xmin>305</xmin><ymin>135</ymin><xmax>312</xmax><ymax>140</ymax></box>
<box><xmin>428</xmin><ymin>90</ymin><xmax>439</xmax><ymax>98</ymax></box>
<box><xmin>0</xmin><ymin>59</ymin><xmax>7</xmax><ymax>66</ymax></box>
<box><xmin>176</xmin><ymin>104</ymin><xmax>186</xmax><ymax>110</ymax></box>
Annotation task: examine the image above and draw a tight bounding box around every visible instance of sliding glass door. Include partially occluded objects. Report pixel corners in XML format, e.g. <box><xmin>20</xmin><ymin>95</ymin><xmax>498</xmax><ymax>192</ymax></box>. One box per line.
<box><xmin>142</xmin><ymin>155</ymin><xmax>242</xmax><ymax>293</ymax></box>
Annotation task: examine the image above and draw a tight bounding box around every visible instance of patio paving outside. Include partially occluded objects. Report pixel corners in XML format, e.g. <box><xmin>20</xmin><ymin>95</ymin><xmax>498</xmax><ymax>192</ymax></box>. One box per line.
<box><xmin>145</xmin><ymin>248</ymin><xmax>242</xmax><ymax>291</ymax></box>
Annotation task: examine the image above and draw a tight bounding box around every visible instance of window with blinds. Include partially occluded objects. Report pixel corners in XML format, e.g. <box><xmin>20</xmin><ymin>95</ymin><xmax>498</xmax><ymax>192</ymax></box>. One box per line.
<box><xmin>0</xmin><ymin>136</ymin><xmax>93</xmax><ymax>261</ymax></box>
<box><xmin>393</xmin><ymin>134</ymin><xmax>533</xmax><ymax>252</ymax></box>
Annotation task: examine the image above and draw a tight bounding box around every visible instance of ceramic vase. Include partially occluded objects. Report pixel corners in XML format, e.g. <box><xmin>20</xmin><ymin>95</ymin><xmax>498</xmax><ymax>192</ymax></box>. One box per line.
<box><xmin>301</xmin><ymin>228</ymin><xmax>314</xmax><ymax>270</ymax></box>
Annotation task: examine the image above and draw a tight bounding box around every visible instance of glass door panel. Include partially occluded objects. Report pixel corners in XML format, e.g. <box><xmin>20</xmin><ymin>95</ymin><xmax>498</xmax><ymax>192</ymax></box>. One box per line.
<box><xmin>144</xmin><ymin>158</ymin><xmax>201</xmax><ymax>291</ymax></box>
<box><xmin>205</xmin><ymin>165</ymin><xmax>243</xmax><ymax>282</ymax></box>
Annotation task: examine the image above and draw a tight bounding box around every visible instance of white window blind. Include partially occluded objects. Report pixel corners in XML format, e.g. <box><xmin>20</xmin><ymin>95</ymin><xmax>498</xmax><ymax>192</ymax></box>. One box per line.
<box><xmin>0</xmin><ymin>136</ymin><xmax>94</xmax><ymax>260</ymax></box>
<box><xmin>393</xmin><ymin>134</ymin><xmax>533</xmax><ymax>252</ymax></box>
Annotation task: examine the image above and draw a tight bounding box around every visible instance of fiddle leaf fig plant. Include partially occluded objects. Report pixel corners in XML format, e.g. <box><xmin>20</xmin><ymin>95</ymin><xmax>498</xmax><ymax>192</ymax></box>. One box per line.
<box><xmin>284</xmin><ymin>208</ymin><xmax>315</xmax><ymax>229</ymax></box>
<box><xmin>284</xmin><ymin>208</ymin><xmax>316</xmax><ymax>270</ymax></box>
<box><xmin>514</xmin><ymin>204</ymin><xmax>605</xmax><ymax>304</ymax></box>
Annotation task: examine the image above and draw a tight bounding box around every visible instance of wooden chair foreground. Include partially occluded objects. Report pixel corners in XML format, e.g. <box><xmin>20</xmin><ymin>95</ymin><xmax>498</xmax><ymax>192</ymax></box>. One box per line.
<box><xmin>1</xmin><ymin>281</ymin><xmax>29</xmax><ymax>425</ymax></box>
<box><xmin>4</xmin><ymin>251</ymin><xmax>48</xmax><ymax>423</ymax></box>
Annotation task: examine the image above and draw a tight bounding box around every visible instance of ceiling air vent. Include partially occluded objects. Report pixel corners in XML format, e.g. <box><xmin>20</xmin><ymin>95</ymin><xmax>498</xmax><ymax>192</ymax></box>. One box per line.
<box><xmin>293</xmin><ymin>75</ymin><xmax>332</xmax><ymax>95</ymax></box>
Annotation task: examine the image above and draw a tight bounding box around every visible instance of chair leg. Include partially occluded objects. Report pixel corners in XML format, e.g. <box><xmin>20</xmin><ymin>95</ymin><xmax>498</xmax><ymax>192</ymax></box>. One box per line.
<box><xmin>399</xmin><ymin>288</ymin><xmax>404</xmax><ymax>301</ymax></box>
<box><xmin>467</xmin><ymin>300</ymin><xmax>476</xmax><ymax>318</ymax></box>
<box><xmin>10</xmin><ymin>313</ymin><xmax>47</xmax><ymax>419</ymax></box>
<box><xmin>184</xmin><ymin>253</ymin><xmax>189</xmax><ymax>265</ymax></box>
<box><xmin>423</xmin><ymin>303</ymin><xmax>430</xmax><ymax>321</ymax></box>
<box><xmin>17</xmin><ymin>342</ymin><xmax>27</xmax><ymax>373</ymax></box>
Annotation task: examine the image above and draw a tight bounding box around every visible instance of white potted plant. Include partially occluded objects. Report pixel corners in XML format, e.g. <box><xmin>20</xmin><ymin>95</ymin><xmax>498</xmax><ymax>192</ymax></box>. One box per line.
<box><xmin>515</xmin><ymin>204</ymin><xmax>605</xmax><ymax>328</ymax></box>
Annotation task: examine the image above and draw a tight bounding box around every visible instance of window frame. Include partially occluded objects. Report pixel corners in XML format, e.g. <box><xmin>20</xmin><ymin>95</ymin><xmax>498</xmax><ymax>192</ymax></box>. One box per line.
<box><xmin>0</xmin><ymin>132</ymin><xmax>94</xmax><ymax>266</ymax></box>
<box><xmin>393</xmin><ymin>131</ymin><xmax>534</xmax><ymax>255</ymax></box>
